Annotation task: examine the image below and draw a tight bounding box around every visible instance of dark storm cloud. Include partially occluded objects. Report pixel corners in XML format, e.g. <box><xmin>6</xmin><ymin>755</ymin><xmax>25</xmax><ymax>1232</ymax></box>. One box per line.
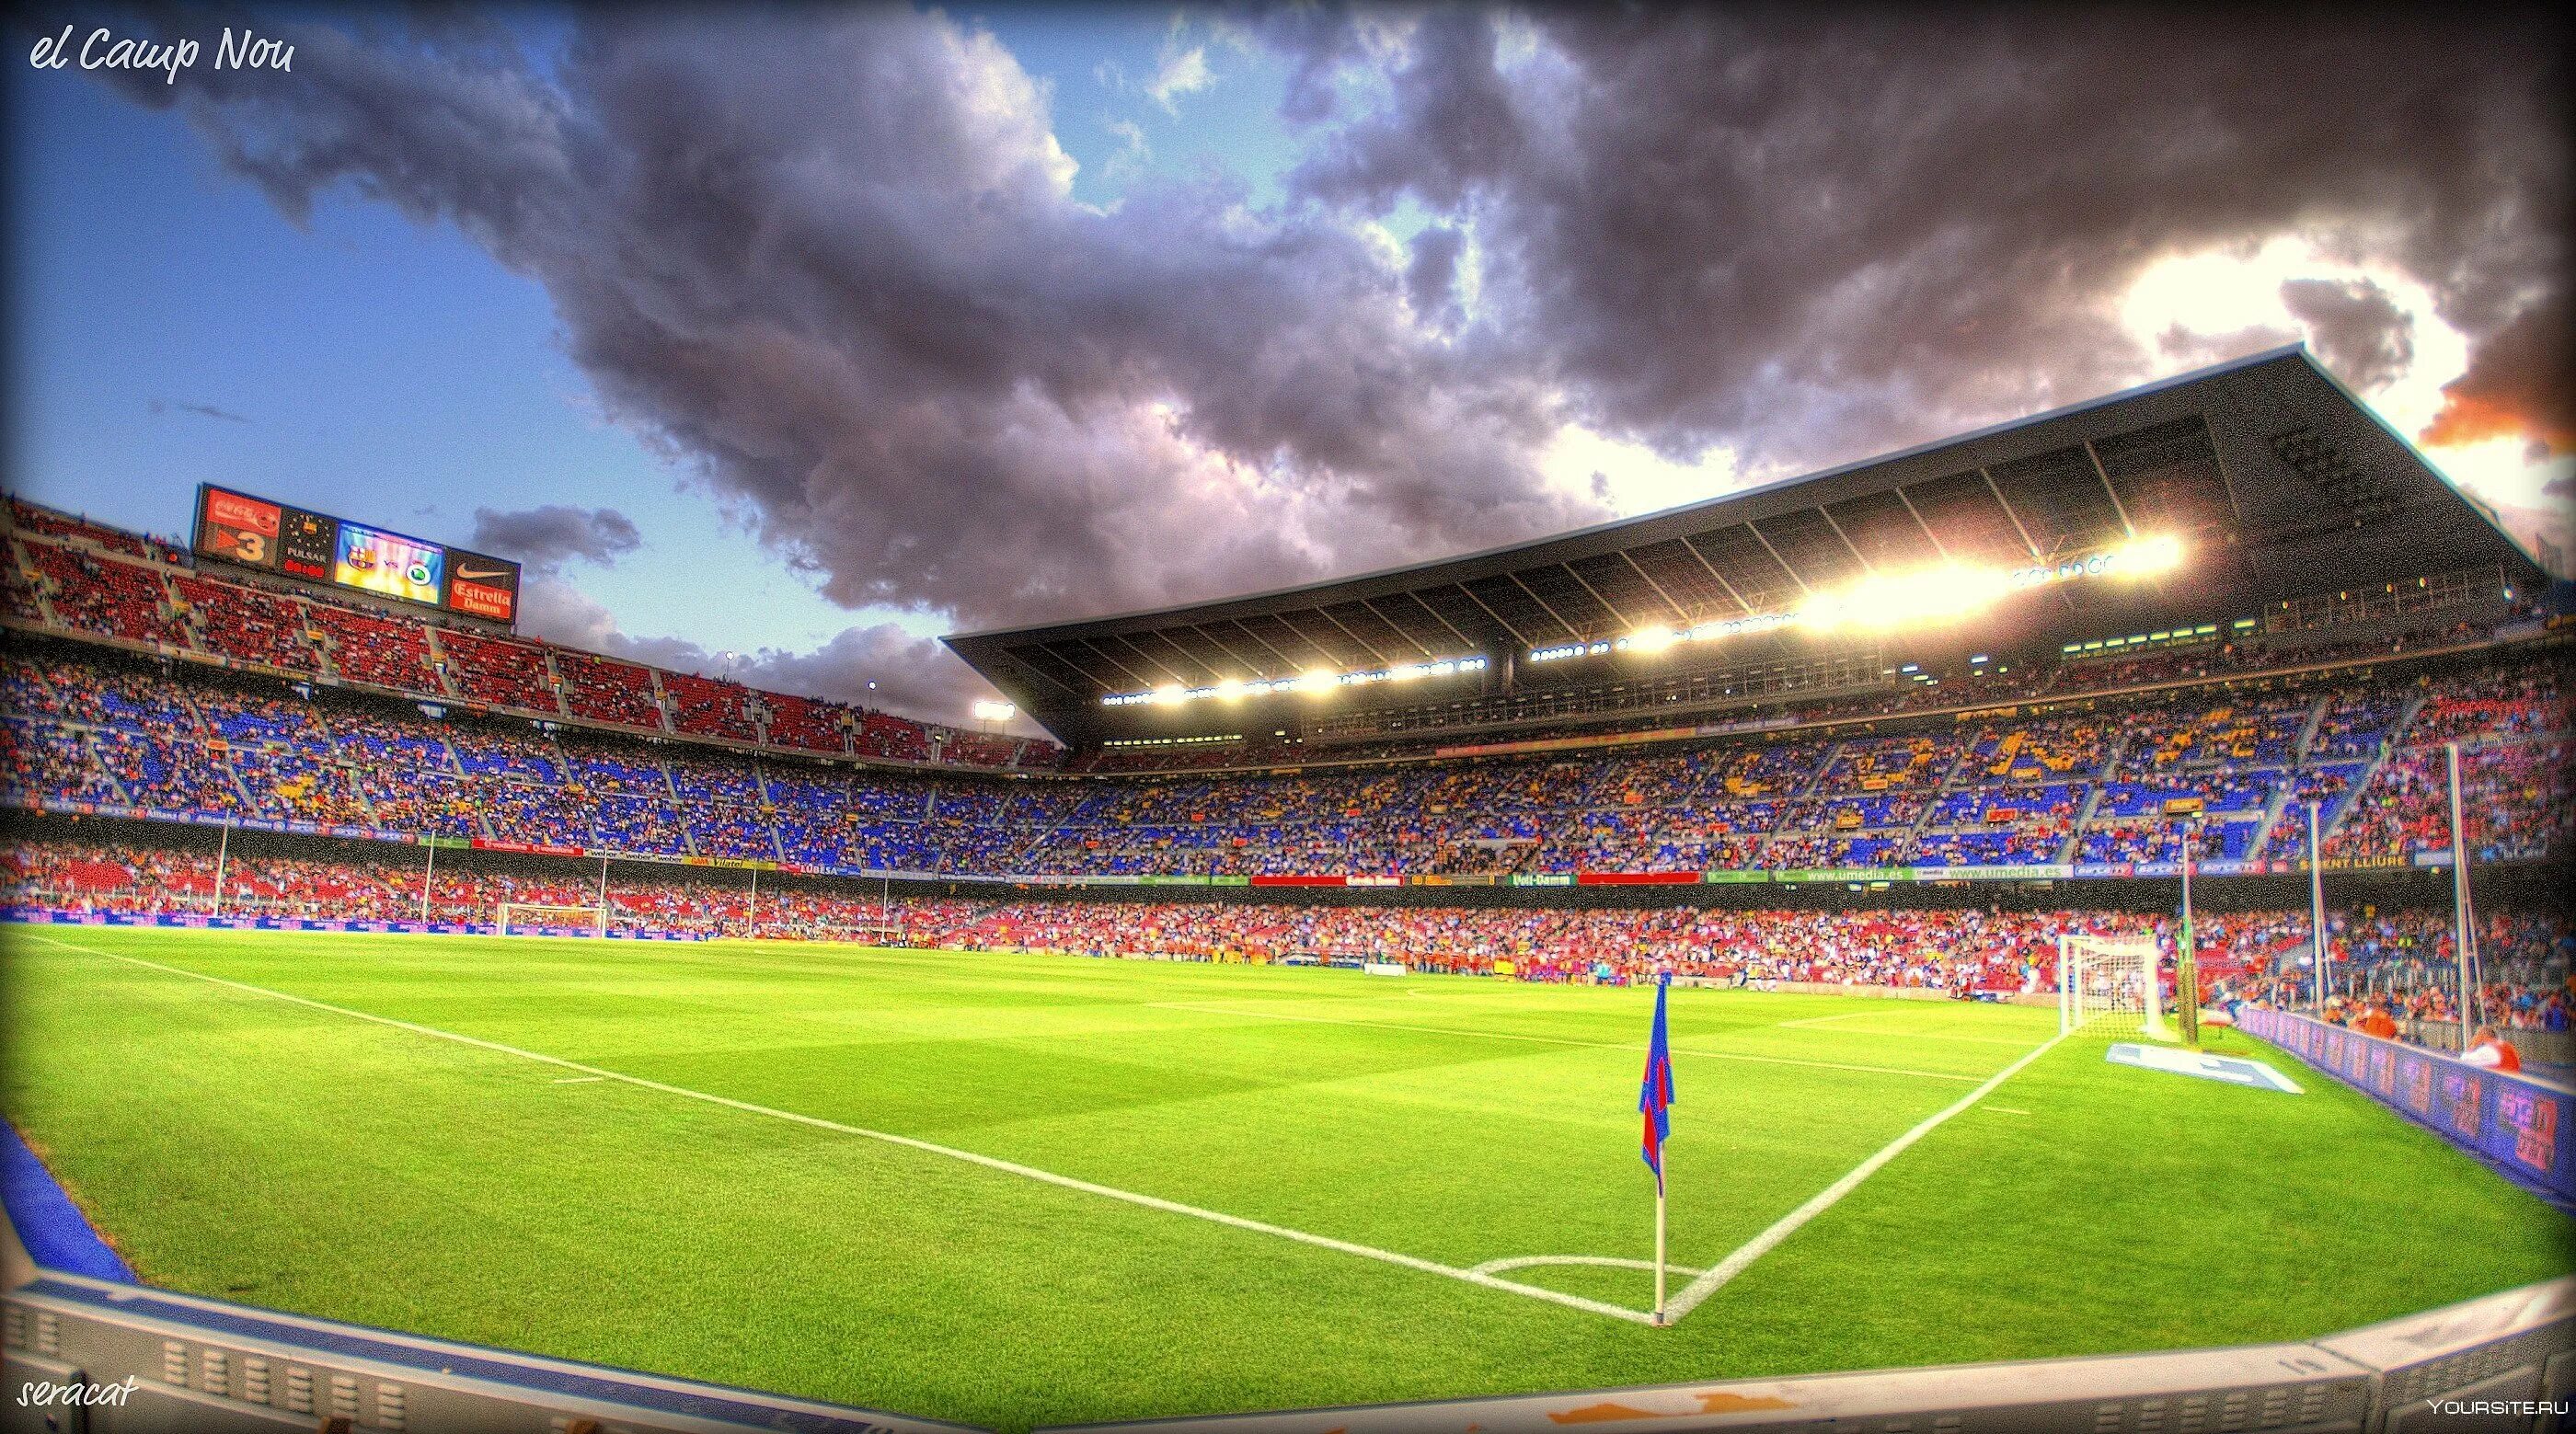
<box><xmin>86</xmin><ymin>4</ymin><xmax>2568</xmax><ymax>717</ymax></box>
<box><xmin>98</xmin><ymin>7</ymin><xmax>1592</xmax><ymax>640</ymax></box>
<box><xmin>469</xmin><ymin>504</ymin><xmax>642</xmax><ymax>574</ymax></box>
<box><xmin>2421</xmin><ymin>293</ymin><xmax>2575</xmax><ymax>457</ymax></box>
<box><xmin>1405</xmin><ymin>224</ymin><xmax>1465</xmax><ymax>323</ymax></box>
<box><xmin>1279</xmin><ymin>6</ymin><xmax>2566</xmax><ymax>469</ymax></box>
<box><xmin>2278</xmin><ymin>279</ymin><xmax>2416</xmax><ymax>393</ymax></box>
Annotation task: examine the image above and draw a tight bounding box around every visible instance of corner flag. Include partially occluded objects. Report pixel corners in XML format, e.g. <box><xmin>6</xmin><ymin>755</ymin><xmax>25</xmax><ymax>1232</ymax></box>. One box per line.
<box><xmin>1639</xmin><ymin>970</ymin><xmax>1676</xmax><ymax>1325</ymax></box>
<box><xmin>1639</xmin><ymin>972</ymin><xmax>1675</xmax><ymax>1190</ymax></box>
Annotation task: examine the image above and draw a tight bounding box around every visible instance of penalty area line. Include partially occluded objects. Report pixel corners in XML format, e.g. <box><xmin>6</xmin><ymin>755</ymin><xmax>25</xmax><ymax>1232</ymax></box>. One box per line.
<box><xmin>1660</xmin><ymin>1028</ymin><xmax>2070</xmax><ymax>1325</ymax></box>
<box><xmin>29</xmin><ymin>935</ymin><xmax>1656</xmax><ymax>1327</ymax></box>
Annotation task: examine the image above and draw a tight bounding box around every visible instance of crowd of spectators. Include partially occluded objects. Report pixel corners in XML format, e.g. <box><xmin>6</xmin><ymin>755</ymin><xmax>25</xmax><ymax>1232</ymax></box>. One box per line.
<box><xmin>11</xmin><ymin>834</ymin><xmax>2566</xmax><ymax>1027</ymax></box>
<box><xmin>4</xmin><ymin>638</ymin><xmax>2568</xmax><ymax>878</ymax></box>
<box><xmin>1</xmin><ymin>505</ymin><xmax>1048</xmax><ymax>770</ymax></box>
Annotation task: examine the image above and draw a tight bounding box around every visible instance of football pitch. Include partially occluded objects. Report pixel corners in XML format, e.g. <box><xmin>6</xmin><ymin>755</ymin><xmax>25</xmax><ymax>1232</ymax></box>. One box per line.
<box><xmin>5</xmin><ymin>926</ymin><xmax>2567</xmax><ymax>1431</ymax></box>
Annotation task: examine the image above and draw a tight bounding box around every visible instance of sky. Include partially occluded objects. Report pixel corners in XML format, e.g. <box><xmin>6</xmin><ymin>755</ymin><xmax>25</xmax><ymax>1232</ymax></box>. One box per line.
<box><xmin>6</xmin><ymin>6</ymin><xmax>2569</xmax><ymax>734</ymax></box>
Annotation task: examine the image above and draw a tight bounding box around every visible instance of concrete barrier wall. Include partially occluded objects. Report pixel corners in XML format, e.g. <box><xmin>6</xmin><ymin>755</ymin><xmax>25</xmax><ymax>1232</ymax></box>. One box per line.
<box><xmin>1041</xmin><ymin>1278</ymin><xmax>2575</xmax><ymax>1433</ymax></box>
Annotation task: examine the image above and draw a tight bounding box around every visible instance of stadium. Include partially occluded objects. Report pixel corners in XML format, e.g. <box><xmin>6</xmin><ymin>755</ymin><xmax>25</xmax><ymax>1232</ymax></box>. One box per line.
<box><xmin>3</xmin><ymin>335</ymin><xmax>2572</xmax><ymax>1431</ymax></box>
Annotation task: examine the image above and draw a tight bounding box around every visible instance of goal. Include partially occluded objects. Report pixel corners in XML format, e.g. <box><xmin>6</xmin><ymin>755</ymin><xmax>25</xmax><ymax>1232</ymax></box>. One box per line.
<box><xmin>496</xmin><ymin>902</ymin><xmax>609</xmax><ymax>937</ymax></box>
<box><xmin>2058</xmin><ymin>934</ymin><xmax>2169</xmax><ymax>1039</ymax></box>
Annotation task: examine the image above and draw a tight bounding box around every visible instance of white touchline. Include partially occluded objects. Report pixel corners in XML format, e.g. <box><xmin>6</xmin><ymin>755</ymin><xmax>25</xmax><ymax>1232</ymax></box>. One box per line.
<box><xmin>1658</xmin><ymin>1029</ymin><xmax>2069</xmax><ymax>1323</ymax></box>
<box><xmin>29</xmin><ymin>935</ymin><xmax>1656</xmax><ymax>1325</ymax></box>
<box><xmin>1151</xmin><ymin>1002</ymin><xmax>1983</xmax><ymax>1084</ymax></box>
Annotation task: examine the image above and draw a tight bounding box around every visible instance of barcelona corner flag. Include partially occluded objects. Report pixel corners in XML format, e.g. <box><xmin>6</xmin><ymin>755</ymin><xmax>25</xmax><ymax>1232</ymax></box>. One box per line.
<box><xmin>1639</xmin><ymin>971</ymin><xmax>1675</xmax><ymax>1191</ymax></box>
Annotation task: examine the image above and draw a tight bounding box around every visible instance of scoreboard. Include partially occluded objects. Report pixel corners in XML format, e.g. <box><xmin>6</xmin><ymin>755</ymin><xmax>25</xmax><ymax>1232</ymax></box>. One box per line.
<box><xmin>192</xmin><ymin>484</ymin><xmax>522</xmax><ymax>626</ymax></box>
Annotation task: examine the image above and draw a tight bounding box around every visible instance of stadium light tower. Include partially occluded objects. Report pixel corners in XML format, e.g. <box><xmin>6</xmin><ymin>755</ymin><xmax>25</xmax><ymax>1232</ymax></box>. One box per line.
<box><xmin>2306</xmin><ymin>799</ymin><xmax>2326</xmax><ymax>1015</ymax></box>
<box><xmin>2446</xmin><ymin>741</ymin><xmax>2475</xmax><ymax>1053</ymax></box>
<box><xmin>2175</xmin><ymin>814</ymin><xmax>2201</xmax><ymax>1046</ymax></box>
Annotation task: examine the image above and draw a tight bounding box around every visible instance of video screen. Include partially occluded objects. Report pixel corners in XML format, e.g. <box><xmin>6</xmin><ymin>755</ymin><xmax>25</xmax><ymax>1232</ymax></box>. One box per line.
<box><xmin>332</xmin><ymin>521</ymin><xmax>446</xmax><ymax>606</ymax></box>
<box><xmin>444</xmin><ymin>547</ymin><xmax>523</xmax><ymax>623</ymax></box>
<box><xmin>194</xmin><ymin>487</ymin><xmax>283</xmax><ymax>568</ymax></box>
<box><xmin>191</xmin><ymin>484</ymin><xmax>518</xmax><ymax>625</ymax></box>
<box><xmin>278</xmin><ymin>508</ymin><xmax>338</xmax><ymax>581</ymax></box>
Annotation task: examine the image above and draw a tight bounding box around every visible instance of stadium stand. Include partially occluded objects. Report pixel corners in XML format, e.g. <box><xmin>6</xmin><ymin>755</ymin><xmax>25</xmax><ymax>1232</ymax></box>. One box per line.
<box><xmin>0</xmin><ymin>498</ymin><xmax>1039</xmax><ymax>773</ymax></box>
<box><xmin>555</xmin><ymin>648</ymin><xmax>668</xmax><ymax>729</ymax></box>
<box><xmin>169</xmin><ymin>571</ymin><xmax>323</xmax><ymax>672</ymax></box>
<box><xmin>9</xmin><ymin>832</ymin><xmax>2566</xmax><ymax>1029</ymax></box>
<box><xmin>5</xmin><ymin>629</ymin><xmax>2568</xmax><ymax>878</ymax></box>
<box><xmin>661</xmin><ymin>671</ymin><xmax>763</xmax><ymax>743</ymax></box>
<box><xmin>433</xmin><ymin>628</ymin><xmax>562</xmax><ymax>714</ymax></box>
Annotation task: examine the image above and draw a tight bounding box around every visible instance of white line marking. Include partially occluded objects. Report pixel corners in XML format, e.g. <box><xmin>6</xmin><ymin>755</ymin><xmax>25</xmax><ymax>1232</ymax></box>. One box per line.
<box><xmin>552</xmin><ymin>1076</ymin><xmax>604</xmax><ymax>1084</ymax></box>
<box><xmin>1660</xmin><ymin>1029</ymin><xmax>2068</xmax><ymax>1323</ymax></box>
<box><xmin>1469</xmin><ymin>1254</ymin><xmax>1705</xmax><ymax>1279</ymax></box>
<box><xmin>1986</xmin><ymin>1106</ymin><xmax>2031</xmax><ymax>1115</ymax></box>
<box><xmin>1149</xmin><ymin>1002</ymin><xmax>1984</xmax><ymax>1084</ymax></box>
<box><xmin>29</xmin><ymin>935</ymin><xmax>1656</xmax><ymax>1325</ymax></box>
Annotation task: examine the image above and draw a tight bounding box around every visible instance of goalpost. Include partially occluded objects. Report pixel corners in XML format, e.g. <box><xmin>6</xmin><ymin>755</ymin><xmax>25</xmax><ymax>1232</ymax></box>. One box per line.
<box><xmin>496</xmin><ymin>902</ymin><xmax>609</xmax><ymax>937</ymax></box>
<box><xmin>2058</xmin><ymin>934</ymin><xmax>2170</xmax><ymax>1039</ymax></box>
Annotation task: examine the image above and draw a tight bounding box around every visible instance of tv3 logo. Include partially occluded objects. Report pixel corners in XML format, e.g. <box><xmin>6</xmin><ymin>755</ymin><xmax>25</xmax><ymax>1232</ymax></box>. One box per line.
<box><xmin>2497</xmin><ymin>1086</ymin><xmax>2558</xmax><ymax>1172</ymax></box>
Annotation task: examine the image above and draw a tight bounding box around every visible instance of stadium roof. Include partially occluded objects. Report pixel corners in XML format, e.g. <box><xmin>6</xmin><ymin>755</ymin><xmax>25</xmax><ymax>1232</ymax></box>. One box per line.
<box><xmin>948</xmin><ymin>348</ymin><xmax>2541</xmax><ymax>747</ymax></box>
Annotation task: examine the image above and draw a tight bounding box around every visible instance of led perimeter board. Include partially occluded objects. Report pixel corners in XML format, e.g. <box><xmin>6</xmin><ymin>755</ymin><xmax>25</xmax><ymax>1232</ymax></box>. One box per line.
<box><xmin>192</xmin><ymin>483</ymin><xmax>522</xmax><ymax>625</ymax></box>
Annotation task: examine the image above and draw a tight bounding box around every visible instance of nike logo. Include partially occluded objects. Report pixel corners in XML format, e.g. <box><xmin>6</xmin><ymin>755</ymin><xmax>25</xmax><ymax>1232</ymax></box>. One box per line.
<box><xmin>454</xmin><ymin>565</ymin><xmax>514</xmax><ymax>582</ymax></box>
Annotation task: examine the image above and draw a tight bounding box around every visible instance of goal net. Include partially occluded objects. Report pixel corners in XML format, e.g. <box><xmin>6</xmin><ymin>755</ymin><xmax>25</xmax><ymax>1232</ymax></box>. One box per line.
<box><xmin>496</xmin><ymin>902</ymin><xmax>609</xmax><ymax>937</ymax></box>
<box><xmin>2058</xmin><ymin>934</ymin><xmax>2169</xmax><ymax>1039</ymax></box>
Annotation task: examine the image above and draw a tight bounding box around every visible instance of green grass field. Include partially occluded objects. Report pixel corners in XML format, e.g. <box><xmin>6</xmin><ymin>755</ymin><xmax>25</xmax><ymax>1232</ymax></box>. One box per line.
<box><xmin>4</xmin><ymin>925</ymin><xmax>2568</xmax><ymax>1430</ymax></box>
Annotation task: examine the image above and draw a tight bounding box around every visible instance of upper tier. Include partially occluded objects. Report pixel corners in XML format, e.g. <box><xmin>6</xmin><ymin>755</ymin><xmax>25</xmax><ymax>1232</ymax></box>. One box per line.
<box><xmin>4</xmin><ymin>495</ymin><xmax>1060</xmax><ymax>773</ymax></box>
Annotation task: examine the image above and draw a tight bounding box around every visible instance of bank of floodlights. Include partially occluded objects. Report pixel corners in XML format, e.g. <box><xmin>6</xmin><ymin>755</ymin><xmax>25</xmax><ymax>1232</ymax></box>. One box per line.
<box><xmin>1100</xmin><ymin>655</ymin><xmax>1489</xmax><ymax>708</ymax></box>
<box><xmin>1528</xmin><ymin>534</ymin><xmax>2186</xmax><ymax>665</ymax></box>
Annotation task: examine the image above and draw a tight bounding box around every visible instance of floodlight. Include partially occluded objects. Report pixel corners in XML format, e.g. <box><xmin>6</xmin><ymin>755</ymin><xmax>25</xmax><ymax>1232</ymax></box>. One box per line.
<box><xmin>1152</xmin><ymin>683</ymin><xmax>1185</xmax><ymax>706</ymax></box>
<box><xmin>1297</xmin><ymin>668</ymin><xmax>1339</xmax><ymax>696</ymax></box>
<box><xmin>970</xmin><ymin>699</ymin><xmax>1016</xmax><ymax>722</ymax></box>
<box><xmin>2113</xmin><ymin>533</ymin><xmax>2185</xmax><ymax>576</ymax></box>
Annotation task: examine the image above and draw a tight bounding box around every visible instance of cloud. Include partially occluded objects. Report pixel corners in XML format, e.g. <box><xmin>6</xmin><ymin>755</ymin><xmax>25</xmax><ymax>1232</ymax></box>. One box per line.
<box><xmin>1101</xmin><ymin>116</ymin><xmax>1150</xmax><ymax>182</ymax></box>
<box><xmin>1404</xmin><ymin>224</ymin><xmax>1464</xmax><ymax>323</ymax></box>
<box><xmin>90</xmin><ymin>5</ymin><xmax>2569</xmax><ymax>732</ymax></box>
<box><xmin>2421</xmin><ymin>293</ymin><xmax>2574</xmax><ymax>457</ymax></box>
<box><xmin>147</xmin><ymin>398</ymin><xmax>249</xmax><ymax>423</ymax></box>
<box><xmin>1276</xmin><ymin>6</ymin><xmax>2566</xmax><ymax>473</ymax></box>
<box><xmin>468</xmin><ymin>504</ymin><xmax>642</xmax><ymax>573</ymax></box>
<box><xmin>513</xmin><ymin>574</ymin><xmax>1028</xmax><ymax>731</ymax></box>
<box><xmin>2279</xmin><ymin>278</ymin><xmax>2415</xmax><ymax>392</ymax></box>
<box><xmin>1145</xmin><ymin>29</ymin><xmax>1214</xmax><ymax>115</ymax></box>
<box><xmin>101</xmin><ymin>9</ymin><xmax>1593</xmax><ymax>641</ymax></box>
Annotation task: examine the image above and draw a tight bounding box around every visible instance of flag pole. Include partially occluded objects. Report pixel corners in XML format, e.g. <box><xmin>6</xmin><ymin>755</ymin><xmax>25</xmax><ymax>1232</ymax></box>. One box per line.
<box><xmin>1653</xmin><ymin>1166</ymin><xmax>1667</xmax><ymax>1325</ymax></box>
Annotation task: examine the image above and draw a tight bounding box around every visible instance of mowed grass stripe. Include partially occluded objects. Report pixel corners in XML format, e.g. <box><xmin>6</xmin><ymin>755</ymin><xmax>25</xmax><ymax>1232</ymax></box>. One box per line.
<box><xmin>18</xmin><ymin>933</ymin><xmax>1656</xmax><ymax>1325</ymax></box>
<box><xmin>1146</xmin><ymin>999</ymin><xmax>1991</xmax><ymax>1083</ymax></box>
<box><xmin>6</xmin><ymin>926</ymin><xmax>2565</xmax><ymax>1433</ymax></box>
<box><xmin>19</xmin><ymin>932</ymin><xmax>1984</xmax><ymax>1289</ymax></box>
<box><xmin>34</xmin><ymin>931</ymin><xmax>2011</xmax><ymax>1269</ymax></box>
